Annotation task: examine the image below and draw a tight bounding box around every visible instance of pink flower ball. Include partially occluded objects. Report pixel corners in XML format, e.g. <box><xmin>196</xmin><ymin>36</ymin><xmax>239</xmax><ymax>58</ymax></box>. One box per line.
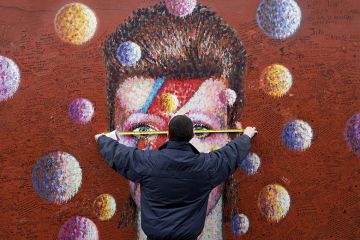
<box><xmin>68</xmin><ymin>98</ymin><xmax>94</xmax><ymax>124</ymax></box>
<box><xmin>0</xmin><ymin>56</ymin><xmax>20</xmax><ymax>102</ymax></box>
<box><xmin>219</xmin><ymin>88</ymin><xmax>237</xmax><ymax>106</ymax></box>
<box><xmin>166</xmin><ymin>0</ymin><xmax>197</xmax><ymax>17</ymax></box>
<box><xmin>59</xmin><ymin>216</ymin><xmax>98</xmax><ymax>240</ymax></box>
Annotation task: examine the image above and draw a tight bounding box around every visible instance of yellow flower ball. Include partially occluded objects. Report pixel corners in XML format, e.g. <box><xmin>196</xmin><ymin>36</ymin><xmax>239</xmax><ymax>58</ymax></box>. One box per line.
<box><xmin>93</xmin><ymin>194</ymin><xmax>116</xmax><ymax>221</ymax></box>
<box><xmin>159</xmin><ymin>93</ymin><xmax>179</xmax><ymax>113</ymax></box>
<box><xmin>260</xmin><ymin>64</ymin><xmax>293</xmax><ymax>97</ymax></box>
<box><xmin>55</xmin><ymin>3</ymin><xmax>97</xmax><ymax>45</ymax></box>
<box><xmin>258</xmin><ymin>184</ymin><xmax>291</xmax><ymax>222</ymax></box>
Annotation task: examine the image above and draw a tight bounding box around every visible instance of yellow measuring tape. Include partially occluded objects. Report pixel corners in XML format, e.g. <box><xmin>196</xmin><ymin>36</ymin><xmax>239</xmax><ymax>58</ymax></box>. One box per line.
<box><xmin>116</xmin><ymin>129</ymin><xmax>244</xmax><ymax>135</ymax></box>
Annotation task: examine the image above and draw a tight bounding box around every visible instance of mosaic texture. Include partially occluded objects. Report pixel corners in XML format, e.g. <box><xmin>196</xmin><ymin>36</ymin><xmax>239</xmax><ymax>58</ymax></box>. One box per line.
<box><xmin>231</xmin><ymin>213</ymin><xmax>250</xmax><ymax>236</ymax></box>
<box><xmin>260</xmin><ymin>64</ymin><xmax>293</xmax><ymax>97</ymax></box>
<box><xmin>282</xmin><ymin>119</ymin><xmax>313</xmax><ymax>151</ymax></box>
<box><xmin>68</xmin><ymin>98</ymin><xmax>95</xmax><ymax>124</ymax></box>
<box><xmin>165</xmin><ymin>0</ymin><xmax>197</xmax><ymax>17</ymax></box>
<box><xmin>0</xmin><ymin>0</ymin><xmax>358</xmax><ymax>239</ymax></box>
<box><xmin>0</xmin><ymin>56</ymin><xmax>20</xmax><ymax>102</ymax></box>
<box><xmin>58</xmin><ymin>216</ymin><xmax>98</xmax><ymax>240</ymax></box>
<box><xmin>258</xmin><ymin>184</ymin><xmax>290</xmax><ymax>222</ymax></box>
<box><xmin>241</xmin><ymin>152</ymin><xmax>261</xmax><ymax>175</ymax></box>
<box><xmin>32</xmin><ymin>151</ymin><xmax>82</xmax><ymax>204</ymax></box>
<box><xmin>197</xmin><ymin>197</ymin><xmax>223</xmax><ymax>240</ymax></box>
<box><xmin>345</xmin><ymin>113</ymin><xmax>360</xmax><ymax>156</ymax></box>
<box><xmin>55</xmin><ymin>3</ymin><xmax>97</xmax><ymax>45</ymax></box>
<box><xmin>93</xmin><ymin>194</ymin><xmax>117</xmax><ymax>221</ymax></box>
<box><xmin>257</xmin><ymin>0</ymin><xmax>302</xmax><ymax>39</ymax></box>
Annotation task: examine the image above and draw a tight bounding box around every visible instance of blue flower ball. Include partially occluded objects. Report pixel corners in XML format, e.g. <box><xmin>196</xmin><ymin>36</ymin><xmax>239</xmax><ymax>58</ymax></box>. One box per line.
<box><xmin>231</xmin><ymin>213</ymin><xmax>249</xmax><ymax>236</ymax></box>
<box><xmin>241</xmin><ymin>152</ymin><xmax>261</xmax><ymax>175</ymax></box>
<box><xmin>345</xmin><ymin>113</ymin><xmax>360</xmax><ymax>156</ymax></box>
<box><xmin>282</xmin><ymin>119</ymin><xmax>313</xmax><ymax>151</ymax></box>
<box><xmin>116</xmin><ymin>41</ymin><xmax>142</xmax><ymax>66</ymax></box>
<box><xmin>257</xmin><ymin>0</ymin><xmax>302</xmax><ymax>39</ymax></box>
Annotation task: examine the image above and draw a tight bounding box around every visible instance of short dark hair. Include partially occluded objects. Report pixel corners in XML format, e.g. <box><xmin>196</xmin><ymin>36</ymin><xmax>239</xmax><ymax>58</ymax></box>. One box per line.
<box><xmin>168</xmin><ymin>115</ymin><xmax>194</xmax><ymax>142</ymax></box>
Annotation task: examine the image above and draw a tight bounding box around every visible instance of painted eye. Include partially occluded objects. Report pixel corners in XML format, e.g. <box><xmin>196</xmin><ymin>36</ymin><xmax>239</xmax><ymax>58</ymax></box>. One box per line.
<box><xmin>131</xmin><ymin>123</ymin><xmax>156</xmax><ymax>139</ymax></box>
<box><xmin>194</xmin><ymin>123</ymin><xmax>211</xmax><ymax>139</ymax></box>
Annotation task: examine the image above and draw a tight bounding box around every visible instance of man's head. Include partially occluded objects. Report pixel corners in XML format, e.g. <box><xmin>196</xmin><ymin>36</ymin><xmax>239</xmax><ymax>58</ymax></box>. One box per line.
<box><xmin>168</xmin><ymin>115</ymin><xmax>194</xmax><ymax>142</ymax></box>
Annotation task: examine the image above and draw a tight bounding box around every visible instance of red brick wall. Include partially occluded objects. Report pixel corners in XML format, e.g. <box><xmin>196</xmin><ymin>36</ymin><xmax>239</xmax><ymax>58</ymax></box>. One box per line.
<box><xmin>0</xmin><ymin>0</ymin><xmax>359</xmax><ymax>239</ymax></box>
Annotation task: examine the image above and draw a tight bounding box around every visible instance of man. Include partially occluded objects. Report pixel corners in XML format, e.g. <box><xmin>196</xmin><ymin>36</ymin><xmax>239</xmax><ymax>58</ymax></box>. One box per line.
<box><xmin>95</xmin><ymin>115</ymin><xmax>257</xmax><ymax>240</ymax></box>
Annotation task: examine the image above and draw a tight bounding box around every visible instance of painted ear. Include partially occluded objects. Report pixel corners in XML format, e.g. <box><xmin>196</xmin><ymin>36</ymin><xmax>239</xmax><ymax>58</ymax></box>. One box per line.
<box><xmin>235</xmin><ymin>121</ymin><xmax>242</xmax><ymax>129</ymax></box>
<box><xmin>219</xmin><ymin>88</ymin><xmax>237</xmax><ymax>107</ymax></box>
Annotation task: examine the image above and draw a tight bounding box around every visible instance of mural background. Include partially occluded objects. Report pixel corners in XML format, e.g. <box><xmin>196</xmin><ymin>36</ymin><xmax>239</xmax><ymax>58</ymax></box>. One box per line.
<box><xmin>0</xmin><ymin>0</ymin><xmax>359</xmax><ymax>239</ymax></box>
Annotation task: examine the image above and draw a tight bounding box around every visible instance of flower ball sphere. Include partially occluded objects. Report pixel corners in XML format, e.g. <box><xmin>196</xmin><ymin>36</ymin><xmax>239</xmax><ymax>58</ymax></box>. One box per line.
<box><xmin>260</xmin><ymin>64</ymin><xmax>292</xmax><ymax>97</ymax></box>
<box><xmin>93</xmin><ymin>194</ymin><xmax>117</xmax><ymax>221</ymax></box>
<box><xmin>0</xmin><ymin>56</ymin><xmax>20</xmax><ymax>102</ymax></box>
<box><xmin>116</xmin><ymin>41</ymin><xmax>142</xmax><ymax>66</ymax></box>
<box><xmin>166</xmin><ymin>0</ymin><xmax>197</xmax><ymax>17</ymax></box>
<box><xmin>241</xmin><ymin>153</ymin><xmax>261</xmax><ymax>175</ymax></box>
<box><xmin>68</xmin><ymin>98</ymin><xmax>95</xmax><ymax>124</ymax></box>
<box><xmin>257</xmin><ymin>0</ymin><xmax>302</xmax><ymax>39</ymax></box>
<box><xmin>258</xmin><ymin>184</ymin><xmax>290</xmax><ymax>222</ymax></box>
<box><xmin>55</xmin><ymin>3</ymin><xmax>97</xmax><ymax>45</ymax></box>
<box><xmin>32</xmin><ymin>151</ymin><xmax>82</xmax><ymax>204</ymax></box>
<box><xmin>59</xmin><ymin>216</ymin><xmax>98</xmax><ymax>240</ymax></box>
<box><xmin>231</xmin><ymin>213</ymin><xmax>250</xmax><ymax>236</ymax></box>
<box><xmin>345</xmin><ymin>113</ymin><xmax>360</xmax><ymax>155</ymax></box>
<box><xmin>219</xmin><ymin>88</ymin><xmax>237</xmax><ymax>106</ymax></box>
<box><xmin>282</xmin><ymin>119</ymin><xmax>313</xmax><ymax>151</ymax></box>
<box><xmin>160</xmin><ymin>93</ymin><xmax>179</xmax><ymax>113</ymax></box>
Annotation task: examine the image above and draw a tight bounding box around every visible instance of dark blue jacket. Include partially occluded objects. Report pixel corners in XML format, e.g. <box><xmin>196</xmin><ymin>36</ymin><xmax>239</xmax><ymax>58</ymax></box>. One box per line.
<box><xmin>97</xmin><ymin>134</ymin><xmax>251</xmax><ymax>240</ymax></box>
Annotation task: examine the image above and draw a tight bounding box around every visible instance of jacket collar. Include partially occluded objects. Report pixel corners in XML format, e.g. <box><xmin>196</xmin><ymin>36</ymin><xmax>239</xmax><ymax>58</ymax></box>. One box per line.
<box><xmin>158</xmin><ymin>141</ymin><xmax>200</xmax><ymax>154</ymax></box>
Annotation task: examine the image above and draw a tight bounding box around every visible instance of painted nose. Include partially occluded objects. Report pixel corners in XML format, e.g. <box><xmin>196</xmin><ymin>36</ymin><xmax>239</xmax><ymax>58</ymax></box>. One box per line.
<box><xmin>136</xmin><ymin>135</ymin><xmax>168</xmax><ymax>150</ymax></box>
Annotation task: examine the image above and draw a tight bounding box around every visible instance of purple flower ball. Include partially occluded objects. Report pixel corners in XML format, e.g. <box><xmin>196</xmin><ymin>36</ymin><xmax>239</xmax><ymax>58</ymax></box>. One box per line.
<box><xmin>0</xmin><ymin>56</ymin><xmax>20</xmax><ymax>102</ymax></box>
<box><xmin>166</xmin><ymin>0</ymin><xmax>197</xmax><ymax>17</ymax></box>
<box><xmin>257</xmin><ymin>0</ymin><xmax>302</xmax><ymax>39</ymax></box>
<box><xmin>32</xmin><ymin>151</ymin><xmax>82</xmax><ymax>204</ymax></box>
<box><xmin>68</xmin><ymin>98</ymin><xmax>94</xmax><ymax>124</ymax></box>
<box><xmin>231</xmin><ymin>213</ymin><xmax>250</xmax><ymax>236</ymax></box>
<box><xmin>58</xmin><ymin>216</ymin><xmax>98</xmax><ymax>240</ymax></box>
<box><xmin>345</xmin><ymin>113</ymin><xmax>360</xmax><ymax>156</ymax></box>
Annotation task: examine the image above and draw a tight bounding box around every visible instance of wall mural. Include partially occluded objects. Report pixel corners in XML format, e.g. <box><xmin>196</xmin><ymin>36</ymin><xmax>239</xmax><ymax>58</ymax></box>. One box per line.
<box><xmin>103</xmin><ymin>2</ymin><xmax>247</xmax><ymax>239</ymax></box>
<box><xmin>0</xmin><ymin>0</ymin><xmax>358</xmax><ymax>239</ymax></box>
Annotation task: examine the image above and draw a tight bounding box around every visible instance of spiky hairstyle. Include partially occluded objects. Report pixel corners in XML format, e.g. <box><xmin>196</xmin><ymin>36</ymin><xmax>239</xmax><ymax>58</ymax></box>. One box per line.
<box><xmin>103</xmin><ymin>2</ymin><xmax>247</xmax><ymax>130</ymax></box>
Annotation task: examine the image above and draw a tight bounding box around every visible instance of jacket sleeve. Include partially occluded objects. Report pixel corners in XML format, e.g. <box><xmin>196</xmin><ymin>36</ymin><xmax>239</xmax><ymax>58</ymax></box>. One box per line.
<box><xmin>206</xmin><ymin>134</ymin><xmax>251</xmax><ymax>187</ymax></box>
<box><xmin>96</xmin><ymin>135</ymin><xmax>146</xmax><ymax>182</ymax></box>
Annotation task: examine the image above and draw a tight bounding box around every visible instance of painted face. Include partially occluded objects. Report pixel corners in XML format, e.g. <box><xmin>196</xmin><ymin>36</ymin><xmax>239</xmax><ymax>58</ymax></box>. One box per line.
<box><xmin>114</xmin><ymin>76</ymin><xmax>237</xmax><ymax>214</ymax></box>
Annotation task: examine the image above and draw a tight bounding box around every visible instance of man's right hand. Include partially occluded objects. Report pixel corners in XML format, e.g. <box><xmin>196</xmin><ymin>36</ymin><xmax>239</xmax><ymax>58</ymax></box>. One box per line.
<box><xmin>243</xmin><ymin>126</ymin><xmax>258</xmax><ymax>139</ymax></box>
<box><xmin>95</xmin><ymin>130</ymin><xmax>119</xmax><ymax>143</ymax></box>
